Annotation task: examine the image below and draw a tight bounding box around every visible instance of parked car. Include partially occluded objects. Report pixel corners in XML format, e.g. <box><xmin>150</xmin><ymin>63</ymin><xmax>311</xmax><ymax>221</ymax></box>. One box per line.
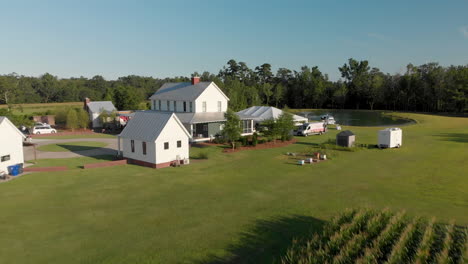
<box><xmin>32</xmin><ymin>126</ymin><xmax>57</xmax><ymax>134</ymax></box>
<box><xmin>295</xmin><ymin>122</ymin><xmax>327</xmax><ymax>136</ymax></box>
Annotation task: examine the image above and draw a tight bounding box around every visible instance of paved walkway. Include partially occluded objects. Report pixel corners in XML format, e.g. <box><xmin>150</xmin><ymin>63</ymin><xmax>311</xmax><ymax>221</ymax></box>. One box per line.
<box><xmin>23</xmin><ymin>138</ymin><xmax>118</xmax><ymax>161</ymax></box>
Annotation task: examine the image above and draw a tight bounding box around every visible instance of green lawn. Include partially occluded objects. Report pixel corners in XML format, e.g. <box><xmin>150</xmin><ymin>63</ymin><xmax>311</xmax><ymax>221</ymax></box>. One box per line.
<box><xmin>0</xmin><ymin>113</ymin><xmax>467</xmax><ymax>264</ymax></box>
<box><xmin>37</xmin><ymin>141</ymin><xmax>108</xmax><ymax>152</ymax></box>
<box><xmin>28</xmin><ymin>155</ymin><xmax>115</xmax><ymax>169</ymax></box>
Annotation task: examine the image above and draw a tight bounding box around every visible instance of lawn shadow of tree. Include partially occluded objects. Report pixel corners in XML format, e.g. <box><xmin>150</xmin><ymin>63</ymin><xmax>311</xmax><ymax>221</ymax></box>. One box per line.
<box><xmin>433</xmin><ymin>133</ymin><xmax>468</xmax><ymax>143</ymax></box>
<box><xmin>196</xmin><ymin>215</ymin><xmax>325</xmax><ymax>264</ymax></box>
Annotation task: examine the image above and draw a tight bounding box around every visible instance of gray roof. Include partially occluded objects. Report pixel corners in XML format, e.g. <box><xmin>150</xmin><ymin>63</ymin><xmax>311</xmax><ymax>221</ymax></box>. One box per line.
<box><xmin>87</xmin><ymin>101</ymin><xmax>117</xmax><ymax>113</ymax></box>
<box><xmin>237</xmin><ymin>106</ymin><xmax>308</xmax><ymax>123</ymax></box>
<box><xmin>175</xmin><ymin>112</ymin><xmax>226</xmax><ymax>124</ymax></box>
<box><xmin>119</xmin><ymin>112</ymin><xmax>189</xmax><ymax>141</ymax></box>
<box><xmin>337</xmin><ymin>130</ymin><xmax>355</xmax><ymax>137</ymax></box>
<box><xmin>149</xmin><ymin>81</ymin><xmax>229</xmax><ymax>101</ymax></box>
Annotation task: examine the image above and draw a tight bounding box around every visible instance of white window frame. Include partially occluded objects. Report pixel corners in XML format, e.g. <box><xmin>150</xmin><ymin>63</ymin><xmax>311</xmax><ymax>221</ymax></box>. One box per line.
<box><xmin>217</xmin><ymin>101</ymin><xmax>222</xmax><ymax>112</ymax></box>
<box><xmin>202</xmin><ymin>101</ymin><xmax>207</xmax><ymax>112</ymax></box>
<box><xmin>189</xmin><ymin>102</ymin><xmax>193</xmax><ymax>112</ymax></box>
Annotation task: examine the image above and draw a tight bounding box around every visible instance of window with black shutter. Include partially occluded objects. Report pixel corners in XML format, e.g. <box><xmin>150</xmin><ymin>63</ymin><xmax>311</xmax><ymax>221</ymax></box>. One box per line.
<box><xmin>142</xmin><ymin>142</ymin><xmax>147</xmax><ymax>155</ymax></box>
<box><xmin>177</xmin><ymin>140</ymin><xmax>181</xmax><ymax>148</ymax></box>
<box><xmin>131</xmin><ymin>140</ymin><xmax>135</xmax><ymax>152</ymax></box>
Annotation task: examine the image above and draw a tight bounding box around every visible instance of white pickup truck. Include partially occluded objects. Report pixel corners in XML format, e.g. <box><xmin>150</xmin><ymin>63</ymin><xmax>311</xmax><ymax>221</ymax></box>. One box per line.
<box><xmin>295</xmin><ymin>122</ymin><xmax>327</xmax><ymax>136</ymax></box>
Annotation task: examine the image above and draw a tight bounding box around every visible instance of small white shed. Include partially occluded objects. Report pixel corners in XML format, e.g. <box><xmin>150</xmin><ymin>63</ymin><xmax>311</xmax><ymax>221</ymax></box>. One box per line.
<box><xmin>118</xmin><ymin>111</ymin><xmax>191</xmax><ymax>168</ymax></box>
<box><xmin>0</xmin><ymin>117</ymin><xmax>26</xmax><ymax>174</ymax></box>
<box><xmin>378</xmin><ymin>128</ymin><xmax>402</xmax><ymax>148</ymax></box>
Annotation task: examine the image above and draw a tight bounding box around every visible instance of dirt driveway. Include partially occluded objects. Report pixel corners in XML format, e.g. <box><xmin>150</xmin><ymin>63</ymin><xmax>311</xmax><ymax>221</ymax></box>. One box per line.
<box><xmin>23</xmin><ymin>138</ymin><xmax>118</xmax><ymax>161</ymax></box>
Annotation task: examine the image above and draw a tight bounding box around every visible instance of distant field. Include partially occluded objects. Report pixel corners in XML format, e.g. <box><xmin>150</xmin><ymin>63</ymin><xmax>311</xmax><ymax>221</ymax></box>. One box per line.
<box><xmin>0</xmin><ymin>102</ymin><xmax>82</xmax><ymax>114</ymax></box>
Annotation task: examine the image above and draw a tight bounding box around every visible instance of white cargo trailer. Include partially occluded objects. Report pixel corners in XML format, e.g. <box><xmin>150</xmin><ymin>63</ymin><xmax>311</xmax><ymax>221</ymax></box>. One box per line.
<box><xmin>378</xmin><ymin>128</ymin><xmax>402</xmax><ymax>148</ymax></box>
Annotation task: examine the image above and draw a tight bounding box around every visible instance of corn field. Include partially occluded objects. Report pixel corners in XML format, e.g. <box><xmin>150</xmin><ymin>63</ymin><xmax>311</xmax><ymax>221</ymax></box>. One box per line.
<box><xmin>281</xmin><ymin>209</ymin><xmax>468</xmax><ymax>264</ymax></box>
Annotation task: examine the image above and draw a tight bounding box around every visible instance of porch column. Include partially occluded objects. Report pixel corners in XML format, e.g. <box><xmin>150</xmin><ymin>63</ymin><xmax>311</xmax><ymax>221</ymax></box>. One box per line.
<box><xmin>250</xmin><ymin>119</ymin><xmax>254</xmax><ymax>133</ymax></box>
<box><xmin>117</xmin><ymin>136</ymin><xmax>121</xmax><ymax>156</ymax></box>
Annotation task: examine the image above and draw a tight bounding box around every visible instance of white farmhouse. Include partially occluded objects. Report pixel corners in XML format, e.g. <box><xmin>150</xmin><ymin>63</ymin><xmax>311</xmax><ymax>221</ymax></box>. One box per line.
<box><xmin>118</xmin><ymin>112</ymin><xmax>190</xmax><ymax>168</ymax></box>
<box><xmin>149</xmin><ymin>77</ymin><xmax>253</xmax><ymax>141</ymax></box>
<box><xmin>0</xmin><ymin>117</ymin><xmax>25</xmax><ymax>174</ymax></box>
<box><xmin>83</xmin><ymin>98</ymin><xmax>117</xmax><ymax>128</ymax></box>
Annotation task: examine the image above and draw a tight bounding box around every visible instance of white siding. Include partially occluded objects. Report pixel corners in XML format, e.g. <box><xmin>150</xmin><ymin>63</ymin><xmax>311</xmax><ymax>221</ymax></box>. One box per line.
<box><xmin>0</xmin><ymin>122</ymin><xmax>24</xmax><ymax>173</ymax></box>
<box><xmin>122</xmin><ymin>138</ymin><xmax>157</xmax><ymax>164</ymax></box>
<box><xmin>155</xmin><ymin>117</ymin><xmax>189</xmax><ymax>164</ymax></box>
<box><xmin>194</xmin><ymin>84</ymin><xmax>228</xmax><ymax>113</ymax></box>
<box><xmin>91</xmin><ymin>113</ymin><xmax>101</xmax><ymax>128</ymax></box>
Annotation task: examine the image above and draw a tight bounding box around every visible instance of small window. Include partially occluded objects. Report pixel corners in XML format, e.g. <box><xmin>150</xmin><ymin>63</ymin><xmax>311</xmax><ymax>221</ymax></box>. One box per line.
<box><xmin>202</xmin><ymin>101</ymin><xmax>207</xmax><ymax>112</ymax></box>
<box><xmin>164</xmin><ymin>142</ymin><xmax>169</xmax><ymax>150</ymax></box>
<box><xmin>166</xmin><ymin>101</ymin><xmax>170</xmax><ymax>111</ymax></box>
<box><xmin>189</xmin><ymin>102</ymin><xmax>193</xmax><ymax>112</ymax></box>
<box><xmin>131</xmin><ymin>140</ymin><xmax>135</xmax><ymax>153</ymax></box>
<box><xmin>142</xmin><ymin>142</ymin><xmax>147</xmax><ymax>155</ymax></box>
<box><xmin>177</xmin><ymin>140</ymin><xmax>182</xmax><ymax>148</ymax></box>
<box><xmin>158</xmin><ymin>100</ymin><xmax>162</xmax><ymax>110</ymax></box>
<box><xmin>183</xmin><ymin>102</ymin><xmax>187</xmax><ymax>112</ymax></box>
<box><xmin>173</xmin><ymin>101</ymin><xmax>177</xmax><ymax>112</ymax></box>
<box><xmin>217</xmin><ymin>101</ymin><xmax>222</xmax><ymax>112</ymax></box>
<box><xmin>153</xmin><ymin>100</ymin><xmax>156</xmax><ymax>110</ymax></box>
<box><xmin>1</xmin><ymin>155</ymin><xmax>11</xmax><ymax>162</ymax></box>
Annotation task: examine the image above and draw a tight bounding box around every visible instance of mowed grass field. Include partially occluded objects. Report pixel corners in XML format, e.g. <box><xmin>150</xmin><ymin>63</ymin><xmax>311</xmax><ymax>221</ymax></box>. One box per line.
<box><xmin>0</xmin><ymin>113</ymin><xmax>467</xmax><ymax>264</ymax></box>
<box><xmin>0</xmin><ymin>102</ymin><xmax>82</xmax><ymax>114</ymax></box>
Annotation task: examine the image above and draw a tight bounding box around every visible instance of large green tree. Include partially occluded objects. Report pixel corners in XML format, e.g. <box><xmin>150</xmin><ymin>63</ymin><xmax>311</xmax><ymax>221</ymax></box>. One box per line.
<box><xmin>222</xmin><ymin>109</ymin><xmax>242</xmax><ymax>149</ymax></box>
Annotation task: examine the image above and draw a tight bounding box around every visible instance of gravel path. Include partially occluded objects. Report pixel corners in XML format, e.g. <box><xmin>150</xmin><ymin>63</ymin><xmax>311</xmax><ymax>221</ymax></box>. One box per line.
<box><xmin>23</xmin><ymin>138</ymin><xmax>118</xmax><ymax>161</ymax></box>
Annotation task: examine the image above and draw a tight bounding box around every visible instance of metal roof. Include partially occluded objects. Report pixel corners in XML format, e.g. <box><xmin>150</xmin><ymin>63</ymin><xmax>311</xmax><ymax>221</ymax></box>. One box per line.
<box><xmin>119</xmin><ymin>112</ymin><xmax>189</xmax><ymax>141</ymax></box>
<box><xmin>174</xmin><ymin>112</ymin><xmax>227</xmax><ymax>124</ymax></box>
<box><xmin>149</xmin><ymin>81</ymin><xmax>229</xmax><ymax>101</ymax></box>
<box><xmin>0</xmin><ymin>116</ymin><xmax>26</xmax><ymax>138</ymax></box>
<box><xmin>237</xmin><ymin>106</ymin><xmax>308</xmax><ymax>122</ymax></box>
<box><xmin>87</xmin><ymin>101</ymin><xmax>117</xmax><ymax>113</ymax></box>
<box><xmin>337</xmin><ymin>130</ymin><xmax>355</xmax><ymax>137</ymax></box>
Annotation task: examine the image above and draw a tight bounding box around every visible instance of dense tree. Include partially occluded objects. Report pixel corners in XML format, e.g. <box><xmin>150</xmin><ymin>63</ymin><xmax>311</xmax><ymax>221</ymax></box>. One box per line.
<box><xmin>66</xmin><ymin>109</ymin><xmax>79</xmax><ymax>131</ymax></box>
<box><xmin>0</xmin><ymin>59</ymin><xmax>466</xmax><ymax>113</ymax></box>
<box><xmin>222</xmin><ymin>109</ymin><xmax>242</xmax><ymax>149</ymax></box>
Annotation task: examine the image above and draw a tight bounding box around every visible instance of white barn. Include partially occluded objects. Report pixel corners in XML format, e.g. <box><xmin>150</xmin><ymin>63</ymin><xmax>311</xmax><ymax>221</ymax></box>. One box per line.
<box><xmin>118</xmin><ymin>112</ymin><xmax>190</xmax><ymax>168</ymax></box>
<box><xmin>83</xmin><ymin>98</ymin><xmax>117</xmax><ymax>128</ymax></box>
<box><xmin>0</xmin><ymin>117</ymin><xmax>25</xmax><ymax>174</ymax></box>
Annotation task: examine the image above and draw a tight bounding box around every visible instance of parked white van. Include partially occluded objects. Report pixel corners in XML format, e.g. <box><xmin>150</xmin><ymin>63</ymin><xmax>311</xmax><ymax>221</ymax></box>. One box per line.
<box><xmin>32</xmin><ymin>126</ymin><xmax>57</xmax><ymax>134</ymax></box>
<box><xmin>295</xmin><ymin>122</ymin><xmax>327</xmax><ymax>136</ymax></box>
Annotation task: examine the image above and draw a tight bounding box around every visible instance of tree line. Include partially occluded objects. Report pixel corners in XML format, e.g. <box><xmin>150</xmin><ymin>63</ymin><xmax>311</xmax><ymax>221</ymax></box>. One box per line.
<box><xmin>0</xmin><ymin>58</ymin><xmax>466</xmax><ymax>112</ymax></box>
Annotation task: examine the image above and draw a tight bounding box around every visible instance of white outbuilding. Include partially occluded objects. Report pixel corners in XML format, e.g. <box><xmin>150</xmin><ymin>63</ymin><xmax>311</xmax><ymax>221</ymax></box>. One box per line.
<box><xmin>0</xmin><ymin>117</ymin><xmax>26</xmax><ymax>174</ymax></box>
<box><xmin>378</xmin><ymin>128</ymin><xmax>402</xmax><ymax>148</ymax></box>
<box><xmin>118</xmin><ymin>111</ymin><xmax>191</xmax><ymax>168</ymax></box>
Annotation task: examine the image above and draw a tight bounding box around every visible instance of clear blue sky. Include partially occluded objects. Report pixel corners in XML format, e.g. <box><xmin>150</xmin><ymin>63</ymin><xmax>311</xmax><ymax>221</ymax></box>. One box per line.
<box><xmin>1</xmin><ymin>0</ymin><xmax>467</xmax><ymax>80</ymax></box>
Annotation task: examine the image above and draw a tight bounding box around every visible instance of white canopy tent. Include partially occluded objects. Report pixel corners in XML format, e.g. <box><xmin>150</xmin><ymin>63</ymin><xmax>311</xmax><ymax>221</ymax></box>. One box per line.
<box><xmin>237</xmin><ymin>106</ymin><xmax>308</xmax><ymax>126</ymax></box>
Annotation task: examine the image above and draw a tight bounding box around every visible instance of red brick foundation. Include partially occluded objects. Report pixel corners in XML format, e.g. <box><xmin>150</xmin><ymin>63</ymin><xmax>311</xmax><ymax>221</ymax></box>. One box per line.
<box><xmin>126</xmin><ymin>158</ymin><xmax>184</xmax><ymax>169</ymax></box>
<box><xmin>83</xmin><ymin>159</ymin><xmax>127</xmax><ymax>169</ymax></box>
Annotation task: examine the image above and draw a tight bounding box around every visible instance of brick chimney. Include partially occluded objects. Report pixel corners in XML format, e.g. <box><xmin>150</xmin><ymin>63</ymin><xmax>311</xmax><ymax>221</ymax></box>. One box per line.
<box><xmin>191</xmin><ymin>76</ymin><xmax>200</xmax><ymax>85</ymax></box>
<box><xmin>84</xmin><ymin>97</ymin><xmax>91</xmax><ymax>110</ymax></box>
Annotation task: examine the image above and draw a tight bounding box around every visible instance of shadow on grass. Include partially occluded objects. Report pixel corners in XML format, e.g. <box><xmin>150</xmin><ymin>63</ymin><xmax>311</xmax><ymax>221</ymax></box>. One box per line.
<box><xmin>55</xmin><ymin>144</ymin><xmax>104</xmax><ymax>152</ymax></box>
<box><xmin>433</xmin><ymin>133</ymin><xmax>468</xmax><ymax>143</ymax></box>
<box><xmin>196</xmin><ymin>215</ymin><xmax>325</xmax><ymax>264</ymax></box>
<box><xmin>294</xmin><ymin>142</ymin><xmax>320</xmax><ymax>146</ymax></box>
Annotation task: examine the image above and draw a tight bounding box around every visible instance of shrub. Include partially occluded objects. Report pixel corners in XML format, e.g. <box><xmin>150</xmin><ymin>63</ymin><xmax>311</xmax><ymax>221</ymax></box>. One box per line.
<box><xmin>234</xmin><ymin>141</ymin><xmax>242</xmax><ymax>149</ymax></box>
<box><xmin>252</xmin><ymin>133</ymin><xmax>258</xmax><ymax>146</ymax></box>
<box><xmin>198</xmin><ymin>151</ymin><xmax>209</xmax><ymax>159</ymax></box>
<box><xmin>66</xmin><ymin>109</ymin><xmax>79</xmax><ymax>131</ymax></box>
<box><xmin>240</xmin><ymin>136</ymin><xmax>248</xmax><ymax>146</ymax></box>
